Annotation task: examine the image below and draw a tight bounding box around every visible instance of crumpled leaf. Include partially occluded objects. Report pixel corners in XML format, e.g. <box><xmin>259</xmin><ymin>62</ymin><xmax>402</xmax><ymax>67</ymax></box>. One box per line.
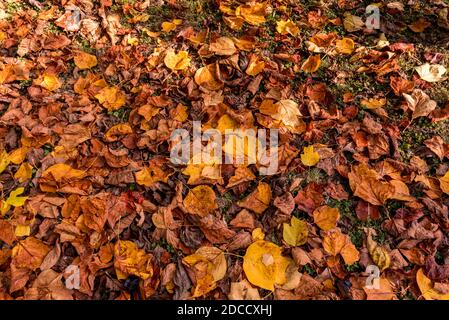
<box><xmin>415</xmin><ymin>63</ymin><xmax>447</xmax><ymax>83</ymax></box>
<box><xmin>403</xmin><ymin>89</ymin><xmax>437</xmax><ymax>120</ymax></box>
<box><xmin>365</xmin><ymin>228</ymin><xmax>390</xmax><ymax>271</ymax></box>
<box><xmin>95</xmin><ymin>86</ymin><xmax>126</xmax><ymax>111</ymax></box>
<box><xmin>283</xmin><ymin>216</ymin><xmax>308</xmax><ymax>246</ymax></box>
<box><xmin>103</xmin><ymin>123</ymin><xmax>133</xmax><ymax>142</ymax></box>
<box><xmin>322</xmin><ymin>229</ymin><xmax>360</xmax><ymax>265</ymax></box>
<box><xmin>343</xmin><ymin>13</ymin><xmax>365</xmax><ymax>32</ymax></box>
<box><xmin>246</xmin><ymin>54</ymin><xmax>265</xmax><ymax>76</ymax></box>
<box><xmin>276</xmin><ymin>19</ymin><xmax>299</xmax><ymax>36</ymax></box>
<box><xmin>14</xmin><ymin>162</ymin><xmax>33</xmax><ymax>183</ymax></box>
<box><xmin>417</xmin><ymin>268</ymin><xmax>449</xmax><ymax>300</ymax></box>
<box><xmin>229</xmin><ymin>279</ymin><xmax>261</xmax><ymax>300</ymax></box>
<box><xmin>439</xmin><ymin>170</ymin><xmax>449</xmax><ymax>195</ymax></box>
<box><xmin>0</xmin><ymin>150</ymin><xmax>10</xmax><ymax>174</ymax></box>
<box><xmin>243</xmin><ymin>240</ymin><xmax>291</xmax><ymax>291</ymax></box>
<box><xmin>114</xmin><ymin>240</ymin><xmax>153</xmax><ymax>280</ymax></box>
<box><xmin>348</xmin><ymin>163</ymin><xmax>396</xmax><ymax>206</ymax></box>
<box><xmin>183</xmin><ymin>246</ymin><xmax>227</xmax><ymax>297</ymax></box>
<box><xmin>236</xmin><ymin>3</ymin><xmax>267</xmax><ymax>26</ymax></box>
<box><xmin>36</xmin><ymin>72</ymin><xmax>62</xmax><ymax>91</ymax></box>
<box><xmin>194</xmin><ymin>64</ymin><xmax>224</xmax><ymax>91</ymax></box>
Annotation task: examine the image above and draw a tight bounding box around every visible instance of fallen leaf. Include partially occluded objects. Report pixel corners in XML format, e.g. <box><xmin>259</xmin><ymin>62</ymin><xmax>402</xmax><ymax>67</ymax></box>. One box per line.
<box><xmin>183</xmin><ymin>185</ymin><xmax>218</xmax><ymax>217</ymax></box>
<box><xmin>276</xmin><ymin>19</ymin><xmax>299</xmax><ymax>36</ymax></box>
<box><xmin>114</xmin><ymin>240</ymin><xmax>153</xmax><ymax>280</ymax></box>
<box><xmin>301</xmin><ymin>55</ymin><xmax>321</xmax><ymax>73</ymax></box>
<box><xmin>283</xmin><ymin>216</ymin><xmax>308</xmax><ymax>246</ymax></box>
<box><xmin>164</xmin><ymin>50</ymin><xmax>191</xmax><ymax>71</ymax></box>
<box><xmin>403</xmin><ymin>89</ymin><xmax>437</xmax><ymax>120</ymax></box>
<box><xmin>210</xmin><ymin>37</ymin><xmax>236</xmax><ymax>56</ymax></box>
<box><xmin>417</xmin><ymin>268</ymin><xmax>449</xmax><ymax>300</ymax></box>
<box><xmin>313</xmin><ymin>206</ymin><xmax>340</xmax><ymax>231</ymax></box>
<box><xmin>74</xmin><ymin>51</ymin><xmax>98</xmax><ymax>69</ymax></box>
<box><xmin>415</xmin><ymin>63</ymin><xmax>447</xmax><ymax>83</ymax></box>
<box><xmin>335</xmin><ymin>38</ymin><xmax>355</xmax><ymax>54</ymax></box>
<box><xmin>95</xmin><ymin>86</ymin><xmax>126</xmax><ymax>111</ymax></box>
<box><xmin>229</xmin><ymin>279</ymin><xmax>261</xmax><ymax>300</ymax></box>
<box><xmin>301</xmin><ymin>146</ymin><xmax>320</xmax><ymax>167</ymax></box>
<box><xmin>237</xmin><ymin>182</ymin><xmax>271</xmax><ymax>214</ymax></box>
<box><xmin>243</xmin><ymin>240</ymin><xmax>291</xmax><ymax>291</ymax></box>
<box><xmin>323</xmin><ymin>229</ymin><xmax>359</xmax><ymax>265</ymax></box>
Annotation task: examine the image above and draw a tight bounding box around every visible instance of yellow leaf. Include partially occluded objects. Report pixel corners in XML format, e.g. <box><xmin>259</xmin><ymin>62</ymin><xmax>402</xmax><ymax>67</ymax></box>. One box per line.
<box><xmin>252</xmin><ymin>228</ymin><xmax>265</xmax><ymax>241</ymax></box>
<box><xmin>236</xmin><ymin>3</ymin><xmax>267</xmax><ymax>26</ymax></box>
<box><xmin>313</xmin><ymin>205</ymin><xmax>340</xmax><ymax>231</ymax></box>
<box><xmin>366</xmin><ymin>228</ymin><xmax>390</xmax><ymax>272</ymax></box>
<box><xmin>95</xmin><ymin>86</ymin><xmax>126</xmax><ymax>111</ymax></box>
<box><xmin>283</xmin><ymin>216</ymin><xmax>308</xmax><ymax>246</ymax></box>
<box><xmin>272</xmin><ymin>99</ymin><xmax>302</xmax><ymax>129</ymax></box>
<box><xmin>300</xmin><ymin>146</ymin><xmax>320</xmax><ymax>166</ymax></box>
<box><xmin>183</xmin><ymin>185</ymin><xmax>218</xmax><ymax>217</ymax></box>
<box><xmin>164</xmin><ymin>50</ymin><xmax>191</xmax><ymax>71</ymax></box>
<box><xmin>8</xmin><ymin>147</ymin><xmax>28</xmax><ymax>164</ymax></box>
<box><xmin>439</xmin><ymin>171</ymin><xmax>449</xmax><ymax>195</ymax></box>
<box><xmin>216</xmin><ymin>114</ymin><xmax>236</xmax><ymax>134</ymax></box>
<box><xmin>74</xmin><ymin>51</ymin><xmax>97</xmax><ymax>69</ymax></box>
<box><xmin>15</xmin><ymin>225</ymin><xmax>30</xmax><ymax>237</ymax></box>
<box><xmin>135</xmin><ymin>165</ymin><xmax>169</xmax><ymax>187</ymax></box>
<box><xmin>38</xmin><ymin>73</ymin><xmax>62</xmax><ymax>91</ymax></box>
<box><xmin>103</xmin><ymin>123</ymin><xmax>133</xmax><ymax>142</ymax></box>
<box><xmin>243</xmin><ymin>240</ymin><xmax>291</xmax><ymax>291</ymax></box>
<box><xmin>6</xmin><ymin>187</ymin><xmax>28</xmax><ymax>207</ymax></box>
<box><xmin>361</xmin><ymin>98</ymin><xmax>386</xmax><ymax>109</ymax></box>
<box><xmin>114</xmin><ymin>240</ymin><xmax>153</xmax><ymax>280</ymax></box>
<box><xmin>276</xmin><ymin>19</ymin><xmax>299</xmax><ymax>36</ymax></box>
<box><xmin>14</xmin><ymin>162</ymin><xmax>33</xmax><ymax>183</ymax></box>
<box><xmin>0</xmin><ymin>150</ymin><xmax>10</xmax><ymax>174</ymax></box>
<box><xmin>335</xmin><ymin>38</ymin><xmax>355</xmax><ymax>54</ymax></box>
<box><xmin>161</xmin><ymin>21</ymin><xmax>176</xmax><ymax>32</ymax></box>
<box><xmin>182</xmin><ymin>153</ymin><xmax>223</xmax><ymax>185</ymax></box>
<box><xmin>417</xmin><ymin>268</ymin><xmax>449</xmax><ymax>300</ymax></box>
<box><xmin>194</xmin><ymin>64</ymin><xmax>224</xmax><ymax>91</ymax></box>
<box><xmin>173</xmin><ymin>103</ymin><xmax>188</xmax><ymax>122</ymax></box>
<box><xmin>301</xmin><ymin>55</ymin><xmax>321</xmax><ymax>73</ymax></box>
<box><xmin>161</xmin><ymin>19</ymin><xmax>182</xmax><ymax>32</ymax></box>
